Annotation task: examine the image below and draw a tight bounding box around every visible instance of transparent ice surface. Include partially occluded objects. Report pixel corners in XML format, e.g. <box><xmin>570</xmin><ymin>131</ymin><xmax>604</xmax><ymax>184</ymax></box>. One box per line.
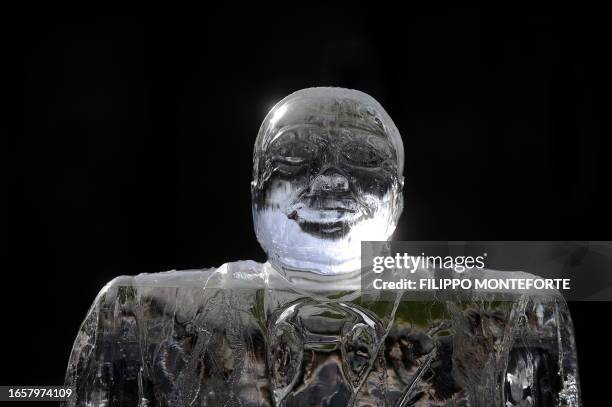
<box><xmin>65</xmin><ymin>88</ymin><xmax>580</xmax><ymax>406</ymax></box>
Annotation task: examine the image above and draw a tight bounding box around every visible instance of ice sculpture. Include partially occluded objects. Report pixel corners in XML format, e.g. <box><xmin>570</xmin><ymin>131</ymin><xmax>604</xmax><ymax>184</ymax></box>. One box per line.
<box><xmin>65</xmin><ymin>88</ymin><xmax>581</xmax><ymax>406</ymax></box>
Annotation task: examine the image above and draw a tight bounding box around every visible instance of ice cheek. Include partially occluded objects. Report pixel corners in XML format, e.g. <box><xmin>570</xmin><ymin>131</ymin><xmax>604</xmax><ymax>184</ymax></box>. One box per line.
<box><xmin>348</xmin><ymin>165</ymin><xmax>401</xmax><ymax>216</ymax></box>
<box><xmin>344</xmin><ymin>163</ymin><xmax>398</xmax><ymax>197</ymax></box>
<box><xmin>261</xmin><ymin>176</ymin><xmax>309</xmax><ymax>214</ymax></box>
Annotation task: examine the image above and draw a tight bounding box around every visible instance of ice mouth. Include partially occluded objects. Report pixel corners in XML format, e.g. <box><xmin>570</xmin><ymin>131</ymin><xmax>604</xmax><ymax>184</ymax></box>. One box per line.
<box><xmin>289</xmin><ymin>208</ymin><xmax>361</xmax><ymax>224</ymax></box>
<box><xmin>286</xmin><ymin>194</ymin><xmax>365</xmax><ymax>224</ymax></box>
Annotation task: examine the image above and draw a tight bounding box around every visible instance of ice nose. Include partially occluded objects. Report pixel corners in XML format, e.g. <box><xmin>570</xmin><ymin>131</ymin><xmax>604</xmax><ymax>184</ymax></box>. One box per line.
<box><xmin>310</xmin><ymin>169</ymin><xmax>349</xmax><ymax>193</ymax></box>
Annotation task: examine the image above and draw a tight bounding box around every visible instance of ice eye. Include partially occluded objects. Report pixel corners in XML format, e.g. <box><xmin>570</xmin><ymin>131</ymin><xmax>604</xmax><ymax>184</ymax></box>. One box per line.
<box><xmin>284</xmin><ymin>156</ymin><xmax>305</xmax><ymax>164</ymax></box>
<box><xmin>272</xmin><ymin>140</ymin><xmax>317</xmax><ymax>165</ymax></box>
<box><xmin>342</xmin><ymin>142</ymin><xmax>383</xmax><ymax>167</ymax></box>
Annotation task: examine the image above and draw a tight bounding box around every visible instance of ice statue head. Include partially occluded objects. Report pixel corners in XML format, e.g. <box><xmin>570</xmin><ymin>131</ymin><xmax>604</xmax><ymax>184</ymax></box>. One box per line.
<box><xmin>252</xmin><ymin>87</ymin><xmax>404</xmax><ymax>275</ymax></box>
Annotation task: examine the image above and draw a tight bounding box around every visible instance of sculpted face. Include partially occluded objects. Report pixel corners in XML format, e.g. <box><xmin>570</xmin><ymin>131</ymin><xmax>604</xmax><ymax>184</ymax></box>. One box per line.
<box><xmin>252</xmin><ymin>88</ymin><xmax>404</xmax><ymax>274</ymax></box>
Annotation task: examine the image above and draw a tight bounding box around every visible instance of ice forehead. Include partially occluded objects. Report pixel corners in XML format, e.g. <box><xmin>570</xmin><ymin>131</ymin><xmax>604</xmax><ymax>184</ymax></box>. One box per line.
<box><xmin>255</xmin><ymin>87</ymin><xmax>405</xmax><ymax>175</ymax></box>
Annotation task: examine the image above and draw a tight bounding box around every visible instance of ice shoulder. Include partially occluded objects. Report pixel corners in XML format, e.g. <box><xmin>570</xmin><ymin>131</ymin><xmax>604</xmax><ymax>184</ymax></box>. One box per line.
<box><xmin>98</xmin><ymin>260</ymin><xmax>267</xmax><ymax>291</ymax></box>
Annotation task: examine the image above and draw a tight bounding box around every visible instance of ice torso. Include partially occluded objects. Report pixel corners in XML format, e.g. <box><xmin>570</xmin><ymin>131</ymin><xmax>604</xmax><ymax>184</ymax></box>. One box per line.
<box><xmin>65</xmin><ymin>262</ymin><xmax>579</xmax><ymax>406</ymax></box>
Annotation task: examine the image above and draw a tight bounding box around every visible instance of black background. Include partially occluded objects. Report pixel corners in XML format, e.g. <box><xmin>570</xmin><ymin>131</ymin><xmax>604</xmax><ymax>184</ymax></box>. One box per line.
<box><xmin>5</xmin><ymin>6</ymin><xmax>610</xmax><ymax>405</ymax></box>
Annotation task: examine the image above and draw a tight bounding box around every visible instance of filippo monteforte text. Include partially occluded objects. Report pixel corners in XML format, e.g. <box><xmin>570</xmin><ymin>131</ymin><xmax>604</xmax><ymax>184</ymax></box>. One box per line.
<box><xmin>372</xmin><ymin>277</ymin><xmax>571</xmax><ymax>291</ymax></box>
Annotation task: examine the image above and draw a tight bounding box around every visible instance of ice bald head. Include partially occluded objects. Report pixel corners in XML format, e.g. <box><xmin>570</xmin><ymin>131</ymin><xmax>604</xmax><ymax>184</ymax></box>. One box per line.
<box><xmin>252</xmin><ymin>87</ymin><xmax>404</xmax><ymax>275</ymax></box>
<box><xmin>253</xmin><ymin>87</ymin><xmax>404</xmax><ymax>181</ymax></box>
